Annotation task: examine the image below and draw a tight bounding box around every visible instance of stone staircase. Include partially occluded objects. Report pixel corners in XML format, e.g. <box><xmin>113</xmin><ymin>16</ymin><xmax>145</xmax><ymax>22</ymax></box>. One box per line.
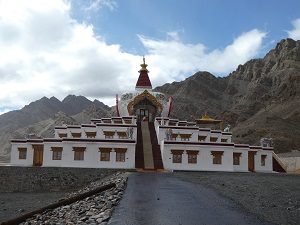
<box><xmin>141</xmin><ymin>121</ymin><xmax>155</xmax><ymax>169</ymax></box>
<box><xmin>148</xmin><ymin>122</ymin><xmax>164</xmax><ymax>169</ymax></box>
<box><xmin>272</xmin><ymin>152</ymin><xmax>287</xmax><ymax>173</ymax></box>
<box><xmin>135</xmin><ymin>122</ymin><xmax>144</xmax><ymax>169</ymax></box>
<box><xmin>134</xmin><ymin>121</ymin><xmax>164</xmax><ymax>170</ymax></box>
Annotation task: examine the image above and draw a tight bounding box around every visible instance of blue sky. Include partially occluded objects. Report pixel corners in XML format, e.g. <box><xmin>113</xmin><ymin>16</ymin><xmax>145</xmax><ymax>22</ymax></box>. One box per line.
<box><xmin>0</xmin><ymin>0</ymin><xmax>300</xmax><ymax>113</ymax></box>
<box><xmin>71</xmin><ymin>0</ymin><xmax>300</xmax><ymax>55</ymax></box>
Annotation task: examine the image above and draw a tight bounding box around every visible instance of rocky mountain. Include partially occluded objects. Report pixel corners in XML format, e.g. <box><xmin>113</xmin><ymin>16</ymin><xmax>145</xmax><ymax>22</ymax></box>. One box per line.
<box><xmin>72</xmin><ymin>104</ymin><xmax>113</xmax><ymax>124</ymax></box>
<box><xmin>0</xmin><ymin>96</ymin><xmax>112</xmax><ymax>161</ymax></box>
<box><xmin>156</xmin><ymin>38</ymin><xmax>300</xmax><ymax>153</ymax></box>
<box><xmin>155</xmin><ymin>71</ymin><xmax>228</xmax><ymax>120</ymax></box>
<box><xmin>0</xmin><ymin>38</ymin><xmax>299</xmax><ymax>162</ymax></box>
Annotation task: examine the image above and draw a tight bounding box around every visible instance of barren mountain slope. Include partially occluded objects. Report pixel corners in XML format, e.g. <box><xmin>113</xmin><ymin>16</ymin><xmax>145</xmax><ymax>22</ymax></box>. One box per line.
<box><xmin>0</xmin><ymin>96</ymin><xmax>111</xmax><ymax>162</ymax></box>
<box><xmin>156</xmin><ymin>39</ymin><xmax>300</xmax><ymax>152</ymax></box>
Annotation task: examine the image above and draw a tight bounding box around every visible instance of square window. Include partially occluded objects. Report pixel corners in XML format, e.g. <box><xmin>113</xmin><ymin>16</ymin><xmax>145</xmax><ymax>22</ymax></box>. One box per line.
<box><xmin>198</xmin><ymin>136</ymin><xmax>206</xmax><ymax>142</ymax></box>
<box><xmin>210</xmin><ymin>137</ymin><xmax>218</xmax><ymax>142</ymax></box>
<box><xmin>18</xmin><ymin>148</ymin><xmax>27</xmax><ymax>159</ymax></box>
<box><xmin>213</xmin><ymin>155</ymin><xmax>222</xmax><ymax>164</ymax></box>
<box><xmin>58</xmin><ymin>133</ymin><xmax>67</xmax><ymax>138</ymax></box>
<box><xmin>188</xmin><ymin>154</ymin><xmax>197</xmax><ymax>164</ymax></box>
<box><xmin>100</xmin><ymin>152</ymin><xmax>110</xmax><ymax>161</ymax></box>
<box><xmin>233</xmin><ymin>153</ymin><xmax>241</xmax><ymax>165</ymax></box>
<box><xmin>173</xmin><ymin>154</ymin><xmax>182</xmax><ymax>163</ymax></box>
<box><xmin>117</xmin><ymin>132</ymin><xmax>127</xmax><ymax>139</ymax></box>
<box><xmin>171</xmin><ymin>150</ymin><xmax>184</xmax><ymax>163</ymax></box>
<box><xmin>261</xmin><ymin>155</ymin><xmax>267</xmax><ymax>166</ymax></box>
<box><xmin>51</xmin><ymin>147</ymin><xmax>62</xmax><ymax>160</ymax></box>
<box><xmin>52</xmin><ymin>150</ymin><xmax>62</xmax><ymax>160</ymax></box>
<box><xmin>71</xmin><ymin>133</ymin><xmax>81</xmax><ymax>138</ymax></box>
<box><xmin>86</xmin><ymin>132</ymin><xmax>96</xmax><ymax>138</ymax></box>
<box><xmin>180</xmin><ymin>134</ymin><xmax>191</xmax><ymax>141</ymax></box>
<box><xmin>211</xmin><ymin>151</ymin><xmax>223</xmax><ymax>164</ymax></box>
<box><xmin>74</xmin><ymin>149</ymin><xmax>85</xmax><ymax>160</ymax></box>
<box><xmin>103</xmin><ymin>131</ymin><xmax>115</xmax><ymax>139</ymax></box>
<box><xmin>74</xmin><ymin>151</ymin><xmax>84</xmax><ymax>160</ymax></box>
<box><xmin>171</xmin><ymin>133</ymin><xmax>178</xmax><ymax>141</ymax></box>
<box><xmin>116</xmin><ymin>152</ymin><xmax>125</xmax><ymax>162</ymax></box>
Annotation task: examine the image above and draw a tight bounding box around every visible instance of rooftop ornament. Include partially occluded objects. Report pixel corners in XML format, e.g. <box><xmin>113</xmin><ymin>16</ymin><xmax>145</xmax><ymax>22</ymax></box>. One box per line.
<box><xmin>135</xmin><ymin>57</ymin><xmax>152</xmax><ymax>89</ymax></box>
<box><xmin>195</xmin><ymin>113</ymin><xmax>224</xmax><ymax>130</ymax></box>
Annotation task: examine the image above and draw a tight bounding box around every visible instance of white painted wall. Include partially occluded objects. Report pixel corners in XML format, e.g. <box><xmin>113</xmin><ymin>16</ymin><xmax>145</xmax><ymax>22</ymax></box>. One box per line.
<box><xmin>156</xmin><ymin>126</ymin><xmax>232</xmax><ymax>144</ymax></box>
<box><xmin>10</xmin><ymin>143</ymin><xmax>33</xmax><ymax>166</ymax></box>
<box><xmin>198</xmin><ymin>130</ymin><xmax>210</xmax><ymax>142</ymax></box>
<box><xmin>162</xmin><ymin>142</ymin><xmax>234</xmax><ymax>172</ymax></box>
<box><xmin>43</xmin><ymin>142</ymin><xmax>64</xmax><ymax>167</ymax></box>
<box><xmin>210</xmin><ymin>132</ymin><xmax>221</xmax><ymax>142</ymax></box>
<box><xmin>233</xmin><ymin>148</ymin><xmax>248</xmax><ymax>172</ymax></box>
<box><xmin>157</xmin><ymin>126</ymin><xmax>166</xmax><ymax>143</ymax></box>
<box><xmin>54</xmin><ymin>128</ymin><xmax>67</xmax><ymax>138</ymax></box>
<box><xmin>55</xmin><ymin>125</ymin><xmax>137</xmax><ymax>140</ymax></box>
<box><xmin>280</xmin><ymin>157</ymin><xmax>300</xmax><ymax>172</ymax></box>
<box><xmin>157</xmin><ymin>126</ymin><xmax>199</xmax><ymax>143</ymax></box>
<box><xmin>96</xmin><ymin>126</ymin><xmax>137</xmax><ymax>140</ymax></box>
<box><xmin>254</xmin><ymin>150</ymin><xmax>273</xmax><ymax>172</ymax></box>
<box><xmin>221</xmin><ymin>134</ymin><xmax>232</xmax><ymax>143</ymax></box>
<box><xmin>42</xmin><ymin>141</ymin><xmax>136</xmax><ymax>169</ymax></box>
<box><xmin>82</xmin><ymin>127</ymin><xmax>97</xmax><ymax>138</ymax></box>
<box><xmin>11</xmin><ymin>117</ymin><xmax>273</xmax><ymax>173</ymax></box>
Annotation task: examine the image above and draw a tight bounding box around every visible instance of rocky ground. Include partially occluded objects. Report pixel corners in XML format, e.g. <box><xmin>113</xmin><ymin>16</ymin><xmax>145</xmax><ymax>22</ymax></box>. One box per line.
<box><xmin>1</xmin><ymin>172</ymin><xmax>128</xmax><ymax>224</ymax></box>
<box><xmin>174</xmin><ymin>172</ymin><xmax>300</xmax><ymax>225</ymax></box>
<box><xmin>0</xmin><ymin>192</ymin><xmax>67</xmax><ymax>222</ymax></box>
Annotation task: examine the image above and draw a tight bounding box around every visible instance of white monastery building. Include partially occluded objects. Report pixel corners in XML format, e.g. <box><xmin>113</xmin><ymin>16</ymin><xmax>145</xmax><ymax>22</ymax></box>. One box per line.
<box><xmin>10</xmin><ymin>59</ymin><xmax>286</xmax><ymax>173</ymax></box>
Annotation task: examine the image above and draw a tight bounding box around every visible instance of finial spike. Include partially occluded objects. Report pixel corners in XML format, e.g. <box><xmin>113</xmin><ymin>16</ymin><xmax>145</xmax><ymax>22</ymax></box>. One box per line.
<box><xmin>140</xmin><ymin>56</ymin><xmax>148</xmax><ymax>72</ymax></box>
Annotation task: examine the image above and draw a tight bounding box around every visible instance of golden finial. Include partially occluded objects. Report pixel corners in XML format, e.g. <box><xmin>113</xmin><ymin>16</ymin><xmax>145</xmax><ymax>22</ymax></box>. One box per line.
<box><xmin>140</xmin><ymin>56</ymin><xmax>148</xmax><ymax>71</ymax></box>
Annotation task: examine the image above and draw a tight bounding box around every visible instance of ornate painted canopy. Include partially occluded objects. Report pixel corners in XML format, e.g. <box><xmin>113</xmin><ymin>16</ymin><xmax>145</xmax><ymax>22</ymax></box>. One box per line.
<box><xmin>127</xmin><ymin>90</ymin><xmax>163</xmax><ymax>115</ymax></box>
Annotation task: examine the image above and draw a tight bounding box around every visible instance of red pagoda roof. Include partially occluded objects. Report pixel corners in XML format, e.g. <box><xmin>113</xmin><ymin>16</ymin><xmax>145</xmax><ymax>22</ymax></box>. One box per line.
<box><xmin>135</xmin><ymin>57</ymin><xmax>152</xmax><ymax>89</ymax></box>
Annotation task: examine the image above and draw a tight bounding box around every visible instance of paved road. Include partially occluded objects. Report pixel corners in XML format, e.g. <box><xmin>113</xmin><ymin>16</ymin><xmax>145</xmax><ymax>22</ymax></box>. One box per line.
<box><xmin>108</xmin><ymin>173</ymin><xmax>273</xmax><ymax>225</ymax></box>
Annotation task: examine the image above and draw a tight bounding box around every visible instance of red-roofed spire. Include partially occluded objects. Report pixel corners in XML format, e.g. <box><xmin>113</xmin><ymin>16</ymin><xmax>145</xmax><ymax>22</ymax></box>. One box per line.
<box><xmin>135</xmin><ymin>57</ymin><xmax>152</xmax><ymax>90</ymax></box>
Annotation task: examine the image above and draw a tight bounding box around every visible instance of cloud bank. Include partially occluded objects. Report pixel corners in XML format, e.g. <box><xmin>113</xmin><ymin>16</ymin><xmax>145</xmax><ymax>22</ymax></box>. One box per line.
<box><xmin>0</xmin><ymin>0</ymin><xmax>267</xmax><ymax>114</ymax></box>
<box><xmin>288</xmin><ymin>18</ymin><xmax>300</xmax><ymax>40</ymax></box>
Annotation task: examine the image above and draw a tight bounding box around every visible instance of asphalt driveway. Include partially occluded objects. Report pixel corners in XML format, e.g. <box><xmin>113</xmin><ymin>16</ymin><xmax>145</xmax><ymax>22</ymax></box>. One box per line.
<box><xmin>108</xmin><ymin>172</ymin><xmax>273</xmax><ymax>225</ymax></box>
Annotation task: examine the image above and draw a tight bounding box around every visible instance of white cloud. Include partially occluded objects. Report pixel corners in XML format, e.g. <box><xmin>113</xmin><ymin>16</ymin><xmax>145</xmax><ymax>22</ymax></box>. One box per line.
<box><xmin>287</xmin><ymin>18</ymin><xmax>300</xmax><ymax>40</ymax></box>
<box><xmin>140</xmin><ymin>29</ymin><xmax>266</xmax><ymax>87</ymax></box>
<box><xmin>166</xmin><ymin>31</ymin><xmax>183</xmax><ymax>42</ymax></box>
<box><xmin>203</xmin><ymin>29</ymin><xmax>267</xmax><ymax>73</ymax></box>
<box><xmin>84</xmin><ymin>0</ymin><xmax>117</xmax><ymax>12</ymax></box>
<box><xmin>0</xmin><ymin>0</ymin><xmax>138</xmax><ymax>113</ymax></box>
<box><xmin>0</xmin><ymin>0</ymin><xmax>266</xmax><ymax>115</ymax></box>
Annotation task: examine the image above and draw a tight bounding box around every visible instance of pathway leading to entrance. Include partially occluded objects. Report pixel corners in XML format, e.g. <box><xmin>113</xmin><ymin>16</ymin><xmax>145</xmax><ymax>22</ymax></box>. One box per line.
<box><xmin>141</xmin><ymin>121</ymin><xmax>154</xmax><ymax>169</ymax></box>
<box><xmin>108</xmin><ymin>173</ymin><xmax>273</xmax><ymax>225</ymax></box>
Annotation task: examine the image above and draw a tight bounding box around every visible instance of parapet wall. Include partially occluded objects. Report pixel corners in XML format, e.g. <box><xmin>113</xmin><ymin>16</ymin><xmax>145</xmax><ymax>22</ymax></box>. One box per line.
<box><xmin>0</xmin><ymin>166</ymin><xmax>123</xmax><ymax>192</ymax></box>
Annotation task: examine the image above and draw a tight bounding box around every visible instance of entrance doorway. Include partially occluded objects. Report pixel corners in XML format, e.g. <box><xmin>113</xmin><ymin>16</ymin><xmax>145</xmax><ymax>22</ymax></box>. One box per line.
<box><xmin>133</xmin><ymin>98</ymin><xmax>157</xmax><ymax>122</ymax></box>
<box><xmin>33</xmin><ymin>145</ymin><xmax>44</xmax><ymax>166</ymax></box>
<box><xmin>139</xmin><ymin>109</ymin><xmax>149</xmax><ymax>121</ymax></box>
<box><xmin>248</xmin><ymin>151</ymin><xmax>256</xmax><ymax>172</ymax></box>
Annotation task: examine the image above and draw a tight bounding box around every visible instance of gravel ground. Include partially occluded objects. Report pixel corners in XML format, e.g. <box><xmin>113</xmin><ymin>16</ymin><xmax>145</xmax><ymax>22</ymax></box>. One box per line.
<box><xmin>0</xmin><ymin>192</ymin><xmax>67</xmax><ymax>222</ymax></box>
<box><xmin>0</xmin><ymin>172</ymin><xmax>128</xmax><ymax>224</ymax></box>
<box><xmin>21</xmin><ymin>172</ymin><xmax>127</xmax><ymax>225</ymax></box>
<box><xmin>174</xmin><ymin>172</ymin><xmax>300</xmax><ymax>225</ymax></box>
